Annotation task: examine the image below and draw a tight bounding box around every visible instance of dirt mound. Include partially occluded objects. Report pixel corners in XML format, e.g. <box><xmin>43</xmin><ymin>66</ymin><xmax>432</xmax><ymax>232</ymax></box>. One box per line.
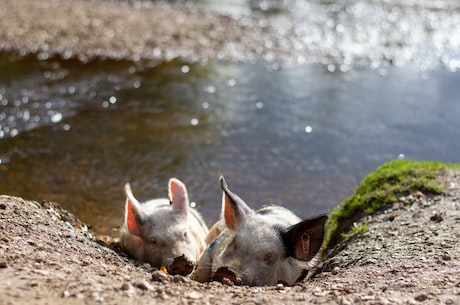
<box><xmin>1</xmin><ymin>170</ymin><xmax>459</xmax><ymax>304</ymax></box>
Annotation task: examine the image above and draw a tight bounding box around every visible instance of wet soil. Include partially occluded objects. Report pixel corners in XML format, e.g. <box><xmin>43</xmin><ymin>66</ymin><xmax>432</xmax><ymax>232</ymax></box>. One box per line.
<box><xmin>2</xmin><ymin>0</ymin><xmax>459</xmax><ymax>68</ymax></box>
<box><xmin>0</xmin><ymin>0</ymin><xmax>295</xmax><ymax>64</ymax></box>
<box><xmin>1</xmin><ymin>169</ymin><xmax>459</xmax><ymax>305</ymax></box>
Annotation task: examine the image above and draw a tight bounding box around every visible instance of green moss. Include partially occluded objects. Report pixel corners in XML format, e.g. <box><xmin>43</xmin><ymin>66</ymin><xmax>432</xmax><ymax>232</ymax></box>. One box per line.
<box><xmin>341</xmin><ymin>222</ymin><xmax>369</xmax><ymax>239</ymax></box>
<box><xmin>323</xmin><ymin>160</ymin><xmax>460</xmax><ymax>250</ymax></box>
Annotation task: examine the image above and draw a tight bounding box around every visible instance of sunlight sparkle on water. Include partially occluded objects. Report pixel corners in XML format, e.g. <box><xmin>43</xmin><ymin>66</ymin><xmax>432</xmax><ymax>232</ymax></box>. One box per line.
<box><xmin>109</xmin><ymin>96</ymin><xmax>117</xmax><ymax>104</ymax></box>
<box><xmin>190</xmin><ymin>118</ymin><xmax>199</xmax><ymax>126</ymax></box>
<box><xmin>181</xmin><ymin>65</ymin><xmax>190</xmax><ymax>73</ymax></box>
<box><xmin>305</xmin><ymin>125</ymin><xmax>313</xmax><ymax>133</ymax></box>
<box><xmin>51</xmin><ymin>112</ymin><xmax>63</xmax><ymax>123</ymax></box>
<box><xmin>227</xmin><ymin>78</ymin><xmax>237</xmax><ymax>87</ymax></box>
<box><xmin>133</xmin><ymin>80</ymin><xmax>141</xmax><ymax>88</ymax></box>
<box><xmin>256</xmin><ymin>101</ymin><xmax>264</xmax><ymax>109</ymax></box>
<box><xmin>204</xmin><ymin>85</ymin><xmax>216</xmax><ymax>94</ymax></box>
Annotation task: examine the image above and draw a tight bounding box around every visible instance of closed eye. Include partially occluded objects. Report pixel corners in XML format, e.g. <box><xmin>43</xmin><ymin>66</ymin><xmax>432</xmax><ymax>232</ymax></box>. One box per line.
<box><xmin>149</xmin><ymin>237</ymin><xmax>158</xmax><ymax>246</ymax></box>
<box><xmin>256</xmin><ymin>252</ymin><xmax>276</xmax><ymax>265</ymax></box>
<box><xmin>147</xmin><ymin>237</ymin><xmax>164</xmax><ymax>247</ymax></box>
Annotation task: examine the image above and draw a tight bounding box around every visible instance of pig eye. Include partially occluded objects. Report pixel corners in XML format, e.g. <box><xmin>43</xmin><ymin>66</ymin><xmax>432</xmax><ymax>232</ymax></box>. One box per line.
<box><xmin>257</xmin><ymin>253</ymin><xmax>276</xmax><ymax>265</ymax></box>
<box><xmin>182</xmin><ymin>231</ymin><xmax>189</xmax><ymax>241</ymax></box>
<box><xmin>149</xmin><ymin>237</ymin><xmax>159</xmax><ymax>246</ymax></box>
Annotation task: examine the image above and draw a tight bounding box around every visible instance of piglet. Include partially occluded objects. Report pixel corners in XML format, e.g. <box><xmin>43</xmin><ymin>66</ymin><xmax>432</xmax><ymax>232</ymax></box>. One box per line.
<box><xmin>194</xmin><ymin>176</ymin><xmax>327</xmax><ymax>286</ymax></box>
<box><xmin>120</xmin><ymin>178</ymin><xmax>209</xmax><ymax>276</ymax></box>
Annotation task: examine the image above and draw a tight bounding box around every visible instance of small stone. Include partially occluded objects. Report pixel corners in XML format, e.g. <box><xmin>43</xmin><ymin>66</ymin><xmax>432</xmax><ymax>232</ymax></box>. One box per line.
<box><xmin>172</xmin><ymin>275</ymin><xmax>190</xmax><ymax>283</ymax></box>
<box><xmin>187</xmin><ymin>291</ymin><xmax>203</xmax><ymax>299</ymax></box>
<box><xmin>120</xmin><ymin>282</ymin><xmax>133</xmax><ymax>291</ymax></box>
<box><xmin>430</xmin><ymin>213</ymin><xmax>443</xmax><ymax>222</ymax></box>
<box><xmin>221</xmin><ymin>277</ymin><xmax>234</xmax><ymax>286</ymax></box>
<box><xmin>414</xmin><ymin>294</ymin><xmax>428</xmax><ymax>301</ymax></box>
<box><xmin>158</xmin><ymin>292</ymin><xmax>170</xmax><ymax>300</ymax></box>
<box><xmin>0</xmin><ymin>262</ymin><xmax>7</xmax><ymax>268</ymax></box>
<box><xmin>142</xmin><ymin>263</ymin><xmax>152</xmax><ymax>269</ymax></box>
<box><xmin>134</xmin><ymin>280</ymin><xmax>154</xmax><ymax>291</ymax></box>
<box><xmin>441</xmin><ymin>254</ymin><xmax>451</xmax><ymax>261</ymax></box>
<box><xmin>152</xmin><ymin>270</ymin><xmax>168</xmax><ymax>282</ymax></box>
<box><xmin>75</xmin><ymin>293</ymin><xmax>85</xmax><ymax>299</ymax></box>
<box><xmin>61</xmin><ymin>290</ymin><xmax>70</xmax><ymax>298</ymax></box>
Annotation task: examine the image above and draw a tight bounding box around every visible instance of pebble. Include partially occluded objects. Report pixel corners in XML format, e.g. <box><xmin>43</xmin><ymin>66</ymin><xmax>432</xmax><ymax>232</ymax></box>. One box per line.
<box><xmin>332</xmin><ymin>267</ymin><xmax>340</xmax><ymax>275</ymax></box>
<box><xmin>134</xmin><ymin>280</ymin><xmax>154</xmax><ymax>291</ymax></box>
<box><xmin>151</xmin><ymin>270</ymin><xmax>168</xmax><ymax>282</ymax></box>
<box><xmin>414</xmin><ymin>294</ymin><xmax>428</xmax><ymax>301</ymax></box>
<box><xmin>120</xmin><ymin>282</ymin><xmax>133</xmax><ymax>291</ymax></box>
<box><xmin>429</xmin><ymin>213</ymin><xmax>443</xmax><ymax>222</ymax></box>
<box><xmin>75</xmin><ymin>293</ymin><xmax>85</xmax><ymax>299</ymax></box>
<box><xmin>186</xmin><ymin>291</ymin><xmax>203</xmax><ymax>299</ymax></box>
<box><xmin>173</xmin><ymin>275</ymin><xmax>191</xmax><ymax>283</ymax></box>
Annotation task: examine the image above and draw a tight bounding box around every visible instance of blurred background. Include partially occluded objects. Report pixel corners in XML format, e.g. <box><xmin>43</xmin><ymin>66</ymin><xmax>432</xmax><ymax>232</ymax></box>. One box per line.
<box><xmin>1</xmin><ymin>0</ymin><xmax>459</xmax><ymax>234</ymax></box>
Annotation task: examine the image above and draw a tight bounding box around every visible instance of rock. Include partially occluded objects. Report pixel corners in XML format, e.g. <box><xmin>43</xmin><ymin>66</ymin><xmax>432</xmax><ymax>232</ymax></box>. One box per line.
<box><xmin>134</xmin><ymin>280</ymin><xmax>154</xmax><ymax>291</ymax></box>
<box><xmin>172</xmin><ymin>275</ymin><xmax>191</xmax><ymax>283</ymax></box>
<box><xmin>151</xmin><ymin>270</ymin><xmax>169</xmax><ymax>282</ymax></box>
<box><xmin>414</xmin><ymin>294</ymin><xmax>428</xmax><ymax>301</ymax></box>
<box><xmin>430</xmin><ymin>213</ymin><xmax>443</xmax><ymax>222</ymax></box>
<box><xmin>120</xmin><ymin>282</ymin><xmax>133</xmax><ymax>291</ymax></box>
<box><xmin>186</xmin><ymin>291</ymin><xmax>203</xmax><ymax>299</ymax></box>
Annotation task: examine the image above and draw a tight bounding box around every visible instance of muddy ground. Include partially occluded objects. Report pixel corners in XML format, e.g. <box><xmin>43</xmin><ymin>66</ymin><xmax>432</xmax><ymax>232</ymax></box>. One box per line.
<box><xmin>1</xmin><ymin>169</ymin><xmax>459</xmax><ymax>305</ymax></box>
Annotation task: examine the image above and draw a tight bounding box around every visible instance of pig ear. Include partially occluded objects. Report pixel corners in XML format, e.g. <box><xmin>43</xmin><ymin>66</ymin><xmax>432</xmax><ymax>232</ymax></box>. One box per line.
<box><xmin>220</xmin><ymin>176</ymin><xmax>252</xmax><ymax>231</ymax></box>
<box><xmin>282</xmin><ymin>214</ymin><xmax>328</xmax><ymax>261</ymax></box>
<box><xmin>168</xmin><ymin>178</ymin><xmax>189</xmax><ymax>213</ymax></box>
<box><xmin>124</xmin><ymin>183</ymin><xmax>146</xmax><ymax>236</ymax></box>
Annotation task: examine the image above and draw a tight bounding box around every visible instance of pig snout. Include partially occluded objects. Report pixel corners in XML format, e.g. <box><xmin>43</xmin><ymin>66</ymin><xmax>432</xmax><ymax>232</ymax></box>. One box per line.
<box><xmin>212</xmin><ymin>267</ymin><xmax>242</xmax><ymax>286</ymax></box>
<box><xmin>167</xmin><ymin>255</ymin><xmax>195</xmax><ymax>276</ymax></box>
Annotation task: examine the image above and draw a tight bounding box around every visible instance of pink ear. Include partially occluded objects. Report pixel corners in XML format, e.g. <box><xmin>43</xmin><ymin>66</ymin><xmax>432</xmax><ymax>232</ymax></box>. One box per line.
<box><xmin>223</xmin><ymin>191</ymin><xmax>237</xmax><ymax>230</ymax></box>
<box><xmin>220</xmin><ymin>176</ymin><xmax>252</xmax><ymax>231</ymax></box>
<box><xmin>124</xmin><ymin>183</ymin><xmax>144</xmax><ymax>236</ymax></box>
<box><xmin>168</xmin><ymin>178</ymin><xmax>189</xmax><ymax>212</ymax></box>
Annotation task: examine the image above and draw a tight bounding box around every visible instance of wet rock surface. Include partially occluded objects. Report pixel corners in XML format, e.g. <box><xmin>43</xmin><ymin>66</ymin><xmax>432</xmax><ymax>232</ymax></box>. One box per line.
<box><xmin>1</xmin><ymin>170</ymin><xmax>459</xmax><ymax>304</ymax></box>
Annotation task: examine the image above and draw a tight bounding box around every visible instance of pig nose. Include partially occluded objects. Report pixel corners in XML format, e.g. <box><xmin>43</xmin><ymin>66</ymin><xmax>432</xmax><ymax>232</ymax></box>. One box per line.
<box><xmin>212</xmin><ymin>267</ymin><xmax>242</xmax><ymax>286</ymax></box>
<box><xmin>167</xmin><ymin>255</ymin><xmax>195</xmax><ymax>276</ymax></box>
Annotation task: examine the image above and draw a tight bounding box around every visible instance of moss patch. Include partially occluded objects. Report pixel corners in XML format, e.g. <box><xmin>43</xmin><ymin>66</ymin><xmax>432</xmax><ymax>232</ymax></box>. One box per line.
<box><xmin>323</xmin><ymin>160</ymin><xmax>460</xmax><ymax>250</ymax></box>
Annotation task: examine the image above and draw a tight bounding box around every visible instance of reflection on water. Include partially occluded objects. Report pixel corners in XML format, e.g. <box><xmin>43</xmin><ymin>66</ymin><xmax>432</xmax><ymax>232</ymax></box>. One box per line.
<box><xmin>203</xmin><ymin>0</ymin><xmax>460</xmax><ymax>70</ymax></box>
<box><xmin>1</xmin><ymin>52</ymin><xmax>460</xmax><ymax>234</ymax></box>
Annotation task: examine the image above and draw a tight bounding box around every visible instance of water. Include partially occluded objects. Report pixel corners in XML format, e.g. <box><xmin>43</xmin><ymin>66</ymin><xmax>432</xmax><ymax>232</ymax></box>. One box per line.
<box><xmin>1</xmin><ymin>0</ymin><xmax>460</xmax><ymax>235</ymax></box>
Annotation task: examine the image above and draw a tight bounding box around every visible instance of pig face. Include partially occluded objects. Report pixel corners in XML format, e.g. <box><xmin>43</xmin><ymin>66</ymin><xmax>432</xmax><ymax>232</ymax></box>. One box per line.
<box><xmin>194</xmin><ymin>176</ymin><xmax>327</xmax><ymax>286</ymax></box>
<box><xmin>120</xmin><ymin>178</ymin><xmax>208</xmax><ymax>276</ymax></box>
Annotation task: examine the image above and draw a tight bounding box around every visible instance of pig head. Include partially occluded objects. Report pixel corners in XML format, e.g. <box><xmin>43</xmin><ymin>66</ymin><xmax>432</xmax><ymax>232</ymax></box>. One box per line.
<box><xmin>120</xmin><ymin>178</ymin><xmax>209</xmax><ymax>276</ymax></box>
<box><xmin>194</xmin><ymin>176</ymin><xmax>327</xmax><ymax>286</ymax></box>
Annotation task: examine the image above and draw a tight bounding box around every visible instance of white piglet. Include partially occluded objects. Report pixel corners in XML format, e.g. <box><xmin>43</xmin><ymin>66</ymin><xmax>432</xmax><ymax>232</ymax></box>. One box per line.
<box><xmin>194</xmin><ymin>176</ymin><xmax>327</xmax><ymax>286</ymax></box>
<box><xmin>120</xmin><ymin>178</ymin><xmax>209</xmax><ymax>276</ymax></box>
